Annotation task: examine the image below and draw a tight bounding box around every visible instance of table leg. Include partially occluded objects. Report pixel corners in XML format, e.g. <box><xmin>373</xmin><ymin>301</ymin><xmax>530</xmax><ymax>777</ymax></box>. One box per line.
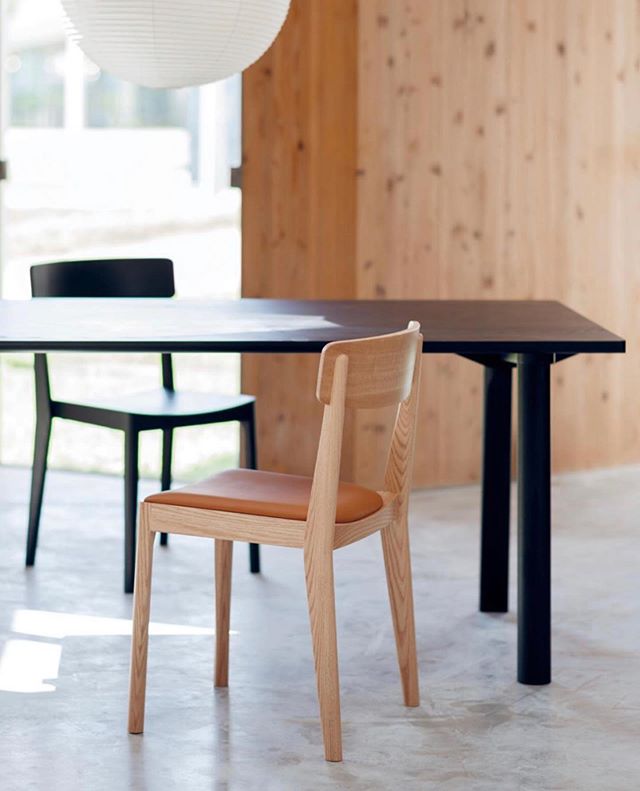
<box><xmin>480</xmin><ymin>364</ymin><xmax>513</xmax><ymax>613</ymax></box>
<box><xmin>517</xmin><ymin>354</ymin><xmax>551</xmax><ymax>685</ymax></box>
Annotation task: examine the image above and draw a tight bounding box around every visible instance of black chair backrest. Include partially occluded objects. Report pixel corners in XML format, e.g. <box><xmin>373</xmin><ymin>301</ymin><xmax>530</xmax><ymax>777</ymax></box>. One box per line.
<box><xmin>30</xmin><ymin>259</ymin><xmax>176</xmax><ymax>406</ymax></box>
<box><xmin>30</xmin><ymin>258</ymin><xmax>175</xmax><ymax>298</ymax></box>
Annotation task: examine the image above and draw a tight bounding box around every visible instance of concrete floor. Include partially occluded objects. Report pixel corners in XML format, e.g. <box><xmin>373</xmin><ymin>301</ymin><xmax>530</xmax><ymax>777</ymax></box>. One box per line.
<box><xmin>0</xmin><ymin>465</ymin><xmax>639</xmax><ymax>790</ymax></box>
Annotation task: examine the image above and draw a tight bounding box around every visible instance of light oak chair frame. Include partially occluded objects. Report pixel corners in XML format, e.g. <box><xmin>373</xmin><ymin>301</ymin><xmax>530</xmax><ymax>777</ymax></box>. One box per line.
<box><xmin>128</xmin><ymin>322</ymin><xmax>423</xmax><ymax>762</ymax></box>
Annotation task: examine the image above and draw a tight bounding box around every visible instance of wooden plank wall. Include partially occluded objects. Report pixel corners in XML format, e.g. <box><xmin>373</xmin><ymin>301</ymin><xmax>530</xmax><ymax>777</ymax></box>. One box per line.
<box><xmin>243</xmin><ymin>0</ymin><xmax>640</xmax><ymax>488</ymax></box>
<box><xmin>241</xmin><ymin>0</ymin><xmax>359</xmax><ymax>478</ymax></box>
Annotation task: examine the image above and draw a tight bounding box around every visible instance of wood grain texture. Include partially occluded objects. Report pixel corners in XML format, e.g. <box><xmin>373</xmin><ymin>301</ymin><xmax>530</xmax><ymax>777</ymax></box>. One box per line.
<box><xmin>214</xmin><ymin>539</ymin><xmax>233</xmax><ymax>688</ymax></box>
<box><xmin>148</xmin><ymin>495</ymin><xmax>397</xmax><ymax>550</ymax></box>
<box><xmin>242</xmin><ymin>0</ymin><xmax>637</xmax><ymax>487</ymax></box>
<box><xmin>241</xmin><ymin>0</ymin><xmax>359</xmax><ymax>480</ymax></box>
<box><xmin>317</xmin><ymin>322</ymin><xmax>420</xmax><ymax>408</ymax></box>
<box><xmin>304</xmin><ymin>355</ymin><xmax>348</xmax><ymax>762</ymax></box>
<box><xmin>128</xmin><ymin>503</ymin><xmax>155</xmax><ymax>734</ymax></box>
<box><xmin>333</xmin><ymin>497</ymin><xmax>397</xmax><ymax>549</ymax></box>
<box><xmin>147</xmin><ymin>501</ymin><xmax>308</xmax><ymax>547</ymax></box>
<box><xmin>355</xmin><ymin>0</ymin><xmax>639</xmax><ymax>484</ymax></box>
<box><xmin>381</xmin><ymin>338</ymin><xmax>422</xmax><ymax>706</ymax></box>
<box><xmin>381</xmin><ymin>512</ymin><xmax>420</xmax><ymax>706</ymax></box>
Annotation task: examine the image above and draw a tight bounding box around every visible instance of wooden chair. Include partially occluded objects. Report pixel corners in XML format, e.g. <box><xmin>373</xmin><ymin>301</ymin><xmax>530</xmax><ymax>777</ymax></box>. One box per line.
<box><xmin>27</xmin><ymin>258</ymin><xmax>261</xmax><ymax>593</ymax></box>
<box><xmin>128</xmin><ymin>322</ymin><xmax>423</xmax><ymax>761</ymax></box>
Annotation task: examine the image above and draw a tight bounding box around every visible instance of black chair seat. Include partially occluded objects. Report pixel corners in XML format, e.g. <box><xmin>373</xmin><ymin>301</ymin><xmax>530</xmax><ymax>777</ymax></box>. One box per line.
<box><xmin>52</xmin><ymin>389</ymin><xmax>255</xmax><ymax>430</ymax></box>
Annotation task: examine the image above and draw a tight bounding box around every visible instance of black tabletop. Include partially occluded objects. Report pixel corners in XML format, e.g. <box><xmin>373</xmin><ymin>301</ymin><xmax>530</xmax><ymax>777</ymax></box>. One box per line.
<box><xmin>0</xmin><ymin>298</ymin><xmax>624</xmax><ymax>354</ymax></box>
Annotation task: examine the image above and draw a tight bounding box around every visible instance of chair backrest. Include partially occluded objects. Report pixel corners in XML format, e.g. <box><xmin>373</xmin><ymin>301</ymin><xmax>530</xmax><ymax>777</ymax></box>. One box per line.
<box><xmin>30</xmin><ymin>258</ymin><xmax>174</xmax><ymax>298</ymax></box>
<box><xmin>306</xmin><ymin>322</ymin><xmax>423</xmax><ymax>550</ymax></box>
<box><xmin>30</xmin><ymin>259</ymin><xmax>176</xmax><ymax>408</ymax></box>
<box><xmin>316</xmin><ymin>322</ymin><xmax>420</xmax><ymax>409</ymax></box>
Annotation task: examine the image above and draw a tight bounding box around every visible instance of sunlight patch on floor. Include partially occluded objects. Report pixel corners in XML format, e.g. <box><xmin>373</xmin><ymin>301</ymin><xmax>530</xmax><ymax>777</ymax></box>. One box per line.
<box><xmin>0</xmin><ymin>609</ymin><xmax>236</xmax><ymax>694</ymax></box>
<box><xmin>11</xmin><ymin>608</ymin><xmax>217</xmax><ymax>639</ymax></box>
<box><xmin>0</xmin><ymin>639</ymin><xmax>61</xmax><ymax>693</ymax></box>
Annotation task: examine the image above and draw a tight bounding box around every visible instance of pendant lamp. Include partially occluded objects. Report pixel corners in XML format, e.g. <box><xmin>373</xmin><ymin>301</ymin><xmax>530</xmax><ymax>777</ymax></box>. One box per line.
<box><xmin>60</xmin><ymin>0</ymin><xmax>291</xmax><ymax>89</ymax></box>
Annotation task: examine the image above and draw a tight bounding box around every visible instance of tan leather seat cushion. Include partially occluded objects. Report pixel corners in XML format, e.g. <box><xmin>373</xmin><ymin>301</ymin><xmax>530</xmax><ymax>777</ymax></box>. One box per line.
<box><xmin>145</xmin><ymin>468</ymin><xmax>384</xmax><ymax>523</ymax></box>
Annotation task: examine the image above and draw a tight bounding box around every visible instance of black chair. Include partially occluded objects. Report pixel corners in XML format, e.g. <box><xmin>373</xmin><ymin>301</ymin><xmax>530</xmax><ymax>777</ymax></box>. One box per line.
<box><xmin>26</xmin><ymin>258</ymin><xmax>261</xmax><ymax>592</ymax></box>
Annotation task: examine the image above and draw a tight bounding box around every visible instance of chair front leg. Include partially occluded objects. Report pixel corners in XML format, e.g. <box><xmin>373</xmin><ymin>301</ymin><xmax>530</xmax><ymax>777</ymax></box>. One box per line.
<box><xmin>381</xmin><ymin>512</ymin><xmax>419</xmax><ymax>707</ymax></box>
<box><xmin>128</xmin><ymin>503</ymin><xmax>155</xmax><ymax>734</ymax></box>
<box><xmin>26</xmin><ymin>416</ymin><xmax>52</xmax><ymax>566</ymax></box>
<box><xmin>304</xmin><ymin>545</ymin><xmax>342</xmax><ymax>762</ymax></box>
<box><xmin>214</xmin><ymin>539</ymin><xmax>233</xmax><ymax>687</ymax></box>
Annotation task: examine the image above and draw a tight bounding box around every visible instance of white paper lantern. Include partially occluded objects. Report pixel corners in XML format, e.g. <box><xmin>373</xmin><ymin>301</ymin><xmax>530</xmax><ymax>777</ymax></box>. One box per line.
<box><xmin>60</xmin><ymin>0</ymin><xmax>291</xmax><ymax>89</ymax></box>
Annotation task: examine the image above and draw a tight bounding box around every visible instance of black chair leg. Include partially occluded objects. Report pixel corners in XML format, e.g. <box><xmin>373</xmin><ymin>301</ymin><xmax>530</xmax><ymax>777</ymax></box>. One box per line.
<box><xmin>124</xmin><ymin>429</ymin><xmax>140</xmax><ymax>594</ymax></box>
<box><xmin>26</xmin><ymin>417</ymin><xmax>52</xmax><ymax>566</ymax></box>
<box><xmin>249</xmin><ymin>543</ymin><xmax>261</xmax><ymax>574</ymax></box>
<box><xmin>159</xmin><ymin>428</ymin><xmax>172</xmax><ymax>547</ymax></box>
<box><xmin>244</xmin><ymin>410</ymin><xmax>261</xmax><ymax>574</ymax></box>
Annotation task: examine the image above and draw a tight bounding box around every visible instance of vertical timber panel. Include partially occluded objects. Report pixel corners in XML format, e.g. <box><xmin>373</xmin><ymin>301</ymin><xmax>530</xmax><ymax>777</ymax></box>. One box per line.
<box><xmin>356</xmin><ymin>0</ymin><xmax>639</xmax><ymax>486</ymax></box>
<box><xmin>241</xmin><ymin>0</ymin><xmax>358</xmax><ymax>477</ymax></box>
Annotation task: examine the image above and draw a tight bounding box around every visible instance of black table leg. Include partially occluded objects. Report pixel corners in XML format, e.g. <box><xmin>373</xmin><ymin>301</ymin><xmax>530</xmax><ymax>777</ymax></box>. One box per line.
<box><xmin>517</xmin><ymin>354</ymin><xmax>552</xmax><ymax>685</ymax></box>
<box><xmin>480</xmin><ymin>364</ymin><xmax>513</xmax><ymax>613</ymax></box>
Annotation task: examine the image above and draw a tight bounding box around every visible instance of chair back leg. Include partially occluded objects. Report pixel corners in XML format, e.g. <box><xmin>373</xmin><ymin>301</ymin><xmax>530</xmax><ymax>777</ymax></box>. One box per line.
<box><xmin>242</xmin><ymin>411</ymin><xmax>261</xmax><ymax>574</ymax></box>
<box><xmin>26</xmin><ymin>417</ymin><xmax>52</xmax><ymax>566</ymax></box>
<box><xmin>159</xmin><ymin>428</ymin><xmax>173</xmax><ymax>547</ymax></box>
<box><xmin>214</xmin><ymin>539</ymin><xmax>233</xmax><ymax>687</ymax></box>
<box><xmin>124</xmin><ymin>430</ymin><xmax>140</xmax><ymax>593</ymax></box>
<box><xmin>381</xmin><ymin>514</ymin><xmax>420</xmax><ymax>707</ymax></box>
<box><xmin>128</xmin><ymin>503</ymin><xmax>155</xmax><ymax>733</ymax></box>
<box><xmin>304</xmin><ymin>546</ymin><xmax>343</xmax><ymax>762</ymax></box>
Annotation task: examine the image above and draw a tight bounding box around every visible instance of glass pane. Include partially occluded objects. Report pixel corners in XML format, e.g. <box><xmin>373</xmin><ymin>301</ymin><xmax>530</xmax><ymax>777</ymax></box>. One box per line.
<box><xmin>86</xmin><ymin>70</ymin><xmax>195</xmax><ymax>128</ymax></box>
<box><xmin>1</xmin><ymin>0</ymin><xmax>243</xmax><ymax>482</ymax></box>
<box><xmin>8</xmin><ymin>45</ymin><xmax>64</xmax><ymax>127</ymax></box>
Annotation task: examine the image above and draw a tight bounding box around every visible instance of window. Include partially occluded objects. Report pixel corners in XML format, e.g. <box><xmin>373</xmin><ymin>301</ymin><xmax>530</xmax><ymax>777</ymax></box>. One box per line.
<box><xmin>86</xmin><ymin>70</ymin><xmax>196</xmax><ymax>129</ymax></box>
<box><xmin>1</xmin><ymin>1</ymin><xmax>243</xmax><ymax>481</ymax></box>
<box><xmin>8</xmin><ymin>45</ymin><xmax>64</xmax><ymax>127</ymax></box>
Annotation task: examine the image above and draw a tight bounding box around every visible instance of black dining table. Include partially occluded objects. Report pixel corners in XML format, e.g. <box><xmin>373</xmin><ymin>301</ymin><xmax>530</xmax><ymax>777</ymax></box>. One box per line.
<box><xmin>0</xmin><ymin>297</ymin><xmax>625</xmax><ymax>685</ymax></box>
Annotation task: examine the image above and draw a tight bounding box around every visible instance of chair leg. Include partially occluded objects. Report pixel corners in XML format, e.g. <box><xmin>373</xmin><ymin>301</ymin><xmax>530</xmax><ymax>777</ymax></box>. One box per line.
<box><xmin>124</xmin><ymin>429</ymin><xmax>140</xmax><ymax>594</ymax></box>
<box><xmin>243</xmin><ymin>413</ymin><xmax>261</xmax><ymax>574</ymax></box>
<box><xmin>304</xmin><ymin>547</ymin><xmax>342</xmax><ymax>762</ymax></box>
<box><xmin>159</xmin><ymin>428</ymin><xmax>172</xmax><ymax>547</ymax></box>
<box><xmin>249</xmin><ymin>543</ymin><xmax>260</xmax><ymax>574</ymax></box>
<box><xmin>381</xmin><ymin>514</ymin><xmax>420</xmax><ymax>707</ymax></box>
<box><xmin>128</xmin><ymin>503</ymin><xmax>155</xmax><ymax>734</ymax></box>
<box><xmin>214</xmin><ymin>539</ymin><xmax>233</xmax><ymax>688</ymax></box>
<box><xmin>26</xmin><ymin>417</ymin><xmax>52</xmax><ymax>566</ymax></box>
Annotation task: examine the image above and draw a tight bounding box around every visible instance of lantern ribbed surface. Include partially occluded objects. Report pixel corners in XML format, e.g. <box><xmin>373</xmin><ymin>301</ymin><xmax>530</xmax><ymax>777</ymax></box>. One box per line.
<box><xmin>60</xmin><ymin>0</ymin><xmax>291</xmax><ymax>88</ymax></box>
